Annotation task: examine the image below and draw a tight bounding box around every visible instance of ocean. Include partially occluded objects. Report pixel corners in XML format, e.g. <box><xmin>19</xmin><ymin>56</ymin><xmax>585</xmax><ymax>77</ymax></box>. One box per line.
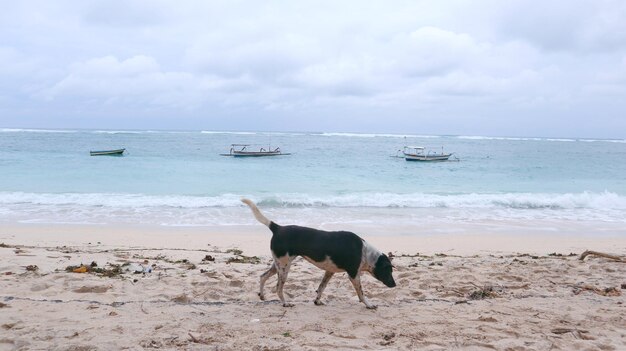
<box><xmin>1</xmin><ymin>128</ymin><xmax>625</xmax><ymax>234</ymax></box>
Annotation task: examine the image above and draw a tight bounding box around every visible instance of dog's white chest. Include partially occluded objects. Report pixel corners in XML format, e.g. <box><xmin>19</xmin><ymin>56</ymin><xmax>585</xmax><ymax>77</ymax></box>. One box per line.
<box><xmin>302</xmin><ymin>256</ymin><xmax>343</xmax><ymax>273</ymax></box>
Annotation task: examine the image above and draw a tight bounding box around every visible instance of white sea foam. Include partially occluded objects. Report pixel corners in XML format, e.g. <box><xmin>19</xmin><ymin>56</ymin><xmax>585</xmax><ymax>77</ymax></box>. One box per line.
<box><xmin>457</xmin><ymin>135</ymin><xmax>543</xmax><ymax>141</ymax></box>
<box><xmin>545</xmin><ymin>138</ymin><xmax>577</xmax><ymax>142</ymax></box>
<box><xmin>579</xmin><ymin>139</ymin><xmax>626</xmax><ymax>143</ymax></box>
<box><xmin>0</xmin><ymin>128</ymin><xmax>78</xmax><ymax>133</ymax></box>
<box><xmin>2</xmin><ymin>191</ymin><xmax>624</xmax><ymax>226</ymax></box>
<box><xmin>201</xmin><ymin>131</ymin><xmax>258</xmax><ymax>135</ymax></box>
<box><xmin>201</xmin><ymin>130</ymin><xmax>308</xmax><ymax>136</ymax></box>
<box><xmin>457</xmin><ymin>135</ymin><xmax>626</xmax><ymax>144</ymax></box>
<box><xmin>8</xmin><ymin>192</ymin><xmax>626</xmax><ymax>208</ymax></box>
<box><xmin>91</xmin><ymin>130</ymin><xmax>153</xmax><ymax>134</ymax></box>
<box><xmin>1</xmin><ymin>191</ymin><xmax>624</xmax><ymax>210</ymax></box>
<box><xmin>321</xmin><ymin>132</ymin><xmax>440</xmax><ymax>138</ymax></box>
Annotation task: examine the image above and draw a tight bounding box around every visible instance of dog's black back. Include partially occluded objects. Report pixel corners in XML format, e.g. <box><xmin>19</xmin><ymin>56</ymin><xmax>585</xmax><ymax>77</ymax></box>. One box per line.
<box><xmin>269</xmin><ymin>222</ymin><xmax>363</xmax><ymax>279</ymax></box>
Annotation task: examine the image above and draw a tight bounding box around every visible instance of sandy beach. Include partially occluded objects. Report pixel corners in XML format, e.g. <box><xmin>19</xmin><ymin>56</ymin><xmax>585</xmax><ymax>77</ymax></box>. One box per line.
<box><xmin>4</xmin><ymin>0</ymin><xmax>626</xmax><ymax>349</ymax></box>
<box><xmin>1</xmin><ymin>223</ymin><xmax>625</xmax><ymax>350</ymax></box>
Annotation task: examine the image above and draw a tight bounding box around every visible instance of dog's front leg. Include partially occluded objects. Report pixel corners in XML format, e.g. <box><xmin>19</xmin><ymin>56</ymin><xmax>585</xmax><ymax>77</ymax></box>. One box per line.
<box><xmin>258</xmin><ymin>264</ymin><xmax>277</xmax><ymax>300</ymax></box>
<box><xmin>349</xmin><ymin>275</ymin><xmax>377</xmax><ymax>309</ymax></box>
<box><xmin>314</xmin><ymin>271</ymin><xmax>334</xmax><ymax>305</ymax></box>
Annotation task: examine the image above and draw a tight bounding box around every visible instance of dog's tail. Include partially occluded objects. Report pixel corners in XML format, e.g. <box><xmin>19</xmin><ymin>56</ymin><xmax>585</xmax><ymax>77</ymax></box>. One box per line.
<box><xmin>241</xmin><ymin>198</ymin><xmax>272</xmax><ymax>227</ymax></box>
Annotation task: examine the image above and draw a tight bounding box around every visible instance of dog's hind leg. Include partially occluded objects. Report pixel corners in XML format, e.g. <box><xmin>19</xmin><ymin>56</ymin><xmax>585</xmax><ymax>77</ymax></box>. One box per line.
<box><xmin>274</xmin><ymin>255</ymin><xmax>295</xmax><ymax>307</ymax></box>
<box><xmin>258</xmin><ymin>264</ymin><xmax>277</xmax><ymax>301</ymax></box>
<box><xmin>349</xmin><ymin>275</ymin><xmax>377</xmax><ymax>309</ymax></box>
<box><xmin>314</xmin><ymin>271</ymin><xmax>334</xmax><ymax>306</ymax></box>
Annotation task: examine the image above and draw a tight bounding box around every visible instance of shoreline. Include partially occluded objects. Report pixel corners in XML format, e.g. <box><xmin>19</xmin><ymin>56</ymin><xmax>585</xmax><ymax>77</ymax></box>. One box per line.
<box><xmin>2</xmin><ymin>221</ymin><xmax>625</xmax><ymax>256</ymax></box>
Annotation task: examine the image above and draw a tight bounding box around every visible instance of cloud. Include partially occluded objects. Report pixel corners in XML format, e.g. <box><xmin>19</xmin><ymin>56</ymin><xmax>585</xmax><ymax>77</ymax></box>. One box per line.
<box><xmin>46</xmin><ymin>56</ymin><xmax>213</xmax><ymax>109</ymax></box>
<box><xmin>496</xmin><ymin>0</ymin><xmax>626</xmax><ymax>53</ymax></box>
<box><xmin>1</xmin><ymin>1</ymin><xmax>625</xmax><ymax>137</ymax></box>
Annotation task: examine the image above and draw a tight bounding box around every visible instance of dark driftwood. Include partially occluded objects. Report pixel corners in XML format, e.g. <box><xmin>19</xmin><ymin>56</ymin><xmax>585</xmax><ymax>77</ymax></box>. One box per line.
<box><xmin>579</xmin><ymin>250</ymin><xmax>625</xmax><ymax>262</ymax></box>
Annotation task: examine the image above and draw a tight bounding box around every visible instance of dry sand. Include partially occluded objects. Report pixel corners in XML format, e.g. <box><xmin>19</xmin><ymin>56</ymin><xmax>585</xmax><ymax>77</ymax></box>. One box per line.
<box><xmin>1</xmin><ymin>224</ymin><xmax>625</xmax><ymax>350</ymax></box>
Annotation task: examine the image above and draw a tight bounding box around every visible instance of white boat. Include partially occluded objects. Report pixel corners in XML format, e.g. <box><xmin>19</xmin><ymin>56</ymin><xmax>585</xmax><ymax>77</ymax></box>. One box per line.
<box><xmin>220</xmin><ymin>144</ymin><xmax>291</xmax><ymax>157</ymax></box>
<box><xmin>400</xmin><ymin>146</ymin><xmax>452</xmax><ymax>162</ymax></box>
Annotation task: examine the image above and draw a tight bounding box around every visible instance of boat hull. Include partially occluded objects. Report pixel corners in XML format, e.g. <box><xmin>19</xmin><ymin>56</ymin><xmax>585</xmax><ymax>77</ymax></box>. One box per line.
<box><xmin>404</xmin><ymin>154</ymin><xmax>451</xmax><ymax>161</ymax></box>
<box><xmin>90</xmin><ymin>149</ymin><xmax>125</xmax><ymax>156</ymax></box>
<box><xmin>221</xmin><ymin>151</ymin><xmax>291</xmax><ymax>157</ymax></box>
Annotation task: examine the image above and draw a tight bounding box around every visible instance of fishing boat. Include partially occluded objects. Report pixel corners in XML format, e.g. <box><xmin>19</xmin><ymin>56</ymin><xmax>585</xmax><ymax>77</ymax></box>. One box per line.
<box><xmin>90</xmin><ymin>148</ymin><xmax>125</xmax><ymax>156</ymax></box>
<box><xmin>399</xmin><ymin>146</ymin><xmax>453</xmax><ymax>162</ymax></box>
<box><xmin>220</xmin><ymin>144</ymin><xmax>291</xmax><ymax>157</ymax></box>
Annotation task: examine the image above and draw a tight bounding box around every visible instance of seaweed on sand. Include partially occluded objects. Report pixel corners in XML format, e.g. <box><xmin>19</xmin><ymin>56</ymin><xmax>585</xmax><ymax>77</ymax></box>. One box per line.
<box><xmin>468</xmin><ymin>286</ymin><xmax>499</xmax><ymax>300</ymax></box>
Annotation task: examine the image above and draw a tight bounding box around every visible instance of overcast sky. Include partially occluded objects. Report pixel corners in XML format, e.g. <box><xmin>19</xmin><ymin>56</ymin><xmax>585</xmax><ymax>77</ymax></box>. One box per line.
<box><xmin>1</xmin><ymin>1</ymin><xmax>625</xmax><ymax>138</ymax></box>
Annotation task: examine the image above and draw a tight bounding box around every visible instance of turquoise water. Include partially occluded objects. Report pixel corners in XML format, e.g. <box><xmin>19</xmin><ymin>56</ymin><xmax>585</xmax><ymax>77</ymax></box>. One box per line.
<box><xmin>1</xmin><ymin>128</ymin><xmax>625</xmax><ymax>228</ymax></box>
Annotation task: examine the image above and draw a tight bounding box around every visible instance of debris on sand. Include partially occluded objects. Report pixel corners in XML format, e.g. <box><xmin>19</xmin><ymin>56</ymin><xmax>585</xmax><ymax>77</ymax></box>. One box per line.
<box><xmin>124</xmin><ymin>263</ymin><xmax>152</xmax><ymax>274</ymax></box>
<box><xmin>92</xmin><ymin>265</ymin><xmax>124</xmax><ymax>277</ymax></box>
<box><xmin>227</xmin><ymin>255</ymin><xmax>261</xmax><ymax>264</ymax></box>
<box><xmin>551</xmin><ymin>328</ymin><xmax>594</xmax><ymax>340</ymax></box>
<box><xmin>25</xmin><ymin>265</ymin><xmax>39</xmax><ymax>272</ymax></box>
<box><xmin>0</xmin><ymin>302</ymin><xmax>8</xmax><ymax>308</ymax></box>
<box><xmin>579</xmin><ymin>250</ymin><xmax>625</xmax><ymax>263</ymax></box>
<box><xmin>379</xmin><ymin>332</ymin><xmax>396</xmax><ymax>346</ymax></box>
<box><xmin>548</xmin><ymin>252</ymin><xmax>577</xmax><ymax>257</ymax></box>
<box><xmin>226</xmin><ymin>249</ymin><xmax>260</xmax><ymax>264</ymax></box>
<box><xmin>71</xmin><ymin>265</ymin><xmax>88</xmax><ymax>273</ymax></box>
<box><xmin>188</xmin><ymin>332</ymin><xmax>214</xmax><ymax>344</ymax></box>
<box><xmin>573</xmin><ymin>285</ymin><xmax>621</xmax><ymax>297</ymax></box>
<box><xmin>65</xmin><ymin>263</ymin><xmax>124</xmax><ymax>277</ymax></box>
<box><xmin>173</xmin><ymin>259</ymin><xmax>196</xmax><ymax>270</ymax></box>
<box><xmin>468</xmin><ymin>286</ymin><xmax>499</xmax><ymax>300</ymax></box>
<box><xmin>202</xmin><ymin>255</ymin><xmax>215</xmax><ymax>262</ymax></box>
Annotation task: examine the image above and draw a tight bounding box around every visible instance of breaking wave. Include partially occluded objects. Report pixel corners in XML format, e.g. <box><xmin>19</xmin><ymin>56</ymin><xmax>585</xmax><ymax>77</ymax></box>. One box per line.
<box><xmin>1</xmin><ymin>191</ymin><xmax>624</xmax><ymax>210</ymax></box>
<box><xmin>321</xmin><ymin>132</ymin><xmax>440</xmax><ymax>138</ymax></box>
<box><xmin>456</xmin><ymin>135</ymin><xmax>626</xmax><ymax>143</ymax></box>
<box><xmin>0</xmin><ymin>128</ymin><xmax>78</xmax><ymax>133</ymax></box>
<box><xmin>2</xmin><ymin>191</ymin><xmax>624</xmax><ymax>225</ymax></box>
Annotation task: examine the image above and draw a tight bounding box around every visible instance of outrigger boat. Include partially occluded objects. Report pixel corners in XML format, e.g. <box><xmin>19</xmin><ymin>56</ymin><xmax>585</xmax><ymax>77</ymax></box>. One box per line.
<box><xmin>397</xmin><ymin>146</ymin><xmax>454</xmax><ymax>162</ymax></box>
<box><xmin>220</xmin><ymin>144</ymin><xmax>291</xmax><ymax>157</ymax></box>
<box><xmin>90</xmin><ymin>148</ymin><xmax>125</xmax><ymax>156</ymax></box>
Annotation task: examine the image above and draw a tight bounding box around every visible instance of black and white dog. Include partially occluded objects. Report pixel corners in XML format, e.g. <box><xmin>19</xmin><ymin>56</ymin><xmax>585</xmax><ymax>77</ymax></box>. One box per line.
<box><xmin>242</xmin><ymin>198</ymin><xmax>396</xmax><ymax>309</ymax></box>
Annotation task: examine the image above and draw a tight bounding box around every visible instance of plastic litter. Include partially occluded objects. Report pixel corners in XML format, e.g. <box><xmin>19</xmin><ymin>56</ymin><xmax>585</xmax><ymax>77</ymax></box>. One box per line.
<box><xmin>125</xmin><ymin>263</ymin><xmax>152</xmax><ymax>274</ymax></box>
<box><xmin>73</xmin><ymin>266</ymin><xmax>88</xmax><ymax>273</ymax></box>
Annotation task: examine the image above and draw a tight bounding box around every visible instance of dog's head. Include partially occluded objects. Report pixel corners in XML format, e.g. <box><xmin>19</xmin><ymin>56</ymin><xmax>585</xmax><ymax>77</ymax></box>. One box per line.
<box><xmin>372</xmin><ymin>254</ymin><xmax>396</xmax><ymax>288</ymax></box>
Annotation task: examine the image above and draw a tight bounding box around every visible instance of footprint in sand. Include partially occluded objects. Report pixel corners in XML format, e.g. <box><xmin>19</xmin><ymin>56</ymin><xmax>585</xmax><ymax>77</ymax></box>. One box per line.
<box><xmin>411</xmin><ymin>290</ymin><xmax>425</xmax><ymax>298</ymax></box>
<box><xmin>72</xmin><ymin>285</ymin><xmax>112</xmax><ymax>293</ymax></box>
<box><xmin>286</xmin><ymin>283</ymin><xmax>308</xmax><ymax>291</ymax></box>
<box><xmin>205</xmin><ymin>292</ymin><xmax>222</xmax><ymax>300</ymax></box>
<box><xmin>397</xmin><ymin>272</ymin><xmax>414</xmax><ymax>279</ymax></box>
<box><xmin>229</xmin><ymin>280</ymin><xmax>244</xmax><ymax>287</ymax></box>
<box><xmin>30</xmin><ymin>283</ymin><xmax>52</xmax><ymax>292</ymax></box>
